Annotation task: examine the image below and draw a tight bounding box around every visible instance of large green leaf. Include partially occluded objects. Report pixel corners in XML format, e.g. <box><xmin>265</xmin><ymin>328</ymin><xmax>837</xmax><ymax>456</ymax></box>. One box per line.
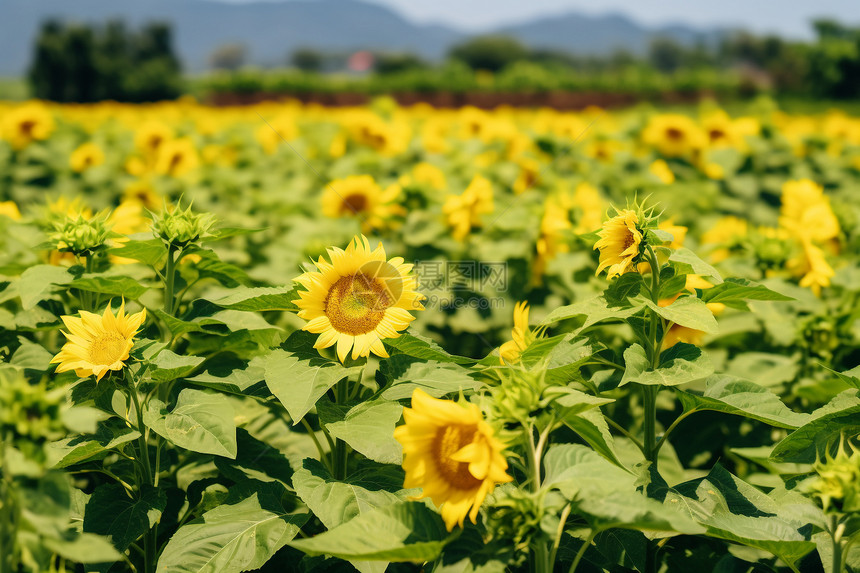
<box><xmin>17</xmin><ymin>264</ymin><xmax>73</xmax><ymax>309</ymax></box>
<box><xmin>70</xmin><ymin>274</ymin><xmax>148</xmax><ymax>299</ymax></box>
<box><xmin>206</xmin><ymin>286</ymin><xmax>298</xmax><ymax>312</ymax></box>
<box><xmin>621</xmin><ymin>343</ymin><xmax>713</xmax><ymax>387</ymax></box>
<box><xmin>559</xmin><ymin>407</ymin><xmax>623</xmax><ymax>467</ymax></box>
<box><xmin>185</xmin><ymin>356</ymin><xmax>268</xmax><ymax>397</ymax></box>
<box><xmin>40</xmin><ymin>532</ymin><xmax>123</xmax><ymax>564</ymax></box>
<box><xmin>325</xmin><ymin>400</ymin><xmax>404</xmax><ymax>464</ymax></box>
<box><xmin>83</xmin><ymin>484</ymin><xmax>166</xmax><ymax>551</ymax></box>
<box><xmin>156</xmin><ymin>482</ymin><xmax>307</xmax><ymax>573</ymax></box>
<box><xmin>379</xmin><ymin>355</ymin><xmax>481</xmax><ymax>400</ymax></box>
<box><xmin>48</xmin><ymin>419</ymin><xmax>141</xmax><ymax>468</ymax></box>
<box><xmin>698</xmin><ymin>278</ymin><xmax>793</xmax><ymax>307</ymax></box>
<box><xmin>641</xmin><ymin>297</ymin><xmax>719</xmax><ymax>334</ymax></box>
<box><xmin>150</xmin><ymin>349</ymin><xmax>205</xmax><ymax>383</ymax></box>
<box><xmin>676</xmin><ymin>374</ymin><xmax>809</xmax><ymax>429</ymax></box>
<box><xmin>110</xmin><ymin>238</ymin><xmax>167</xmax><ymax>268</ymax></box>
<box><xmin>385</xmin><ymin>332</ymin><xmax>476</xmax><ymax>365</ymax></box>
<box><xmin>668</xmin><ymin>248</ymin><xmax>722</xmax><ymax>284</ymax></box>
<box><xmin>542</xmin><ymin>295</ymin><xmax>643</xmax><ymax>329</ymax></box>
<box><xmin>289</xmin><ymin>501</ymin><xmax>451</xmax><ymax>562</ymax></box>
<box><xmin>770</xmin><ymin>390</ymin><xmax>860</xmax><ymax>463</ymax></box>
<box><xmin>264</xmin><ymin>348</ymin><xmax>359</xmax><ymax>423</ymax></box>
<box><xmin>292</xmin><ymin>459</ymin><xmax>405</xmax><ymax>531</ymax></box>
<box><xmin>144</xmin><ymin>388</ymin><xmax>237</xmax><ymax>458</ymax></box>
<box><xmin>669</xmin><ymin>465</ymin><xmax>816</xmax><ymax>568</ymax></box>
<box><xmin>543</xmin><ymin>444</ymin><xmax>703</xmax><ymax>534</ymax></box>
<box><xmin>214</xmin><ymin>428</ymin><xmax>294</xmax><ymax>486</ymax></box>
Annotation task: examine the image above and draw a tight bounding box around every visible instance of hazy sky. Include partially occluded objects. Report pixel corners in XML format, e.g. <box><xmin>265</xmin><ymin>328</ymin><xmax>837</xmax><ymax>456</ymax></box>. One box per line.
<box><xmin>223</xmin><ymin>0</ymin><xmax>860</xmax><ymax>38</ymax></box>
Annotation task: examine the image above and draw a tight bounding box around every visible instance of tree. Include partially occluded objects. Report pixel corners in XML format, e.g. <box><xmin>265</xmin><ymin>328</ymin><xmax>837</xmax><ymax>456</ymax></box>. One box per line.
<box><xmin>210</xmin><ymin>44</ymin><xmax>248</xmax><ymax>71</ymax></box>
<box><xmin>374</xmin><ymin>52</ymin><xmax>425</xmax><ymax>75</ymax></box>
<box><xmin>291</xmin><ymin>48</ymin><xmax>324</xmax><ymax>72</ymax></box>
<box><xmin>648</xmin><ymin>37</ymin><xmax>684</xmax><ymax>73</ymax></box>
<box><xmin>448</xmin><ymin>35</ymin><xmax>528</xmax><ymax>73</ymax></box>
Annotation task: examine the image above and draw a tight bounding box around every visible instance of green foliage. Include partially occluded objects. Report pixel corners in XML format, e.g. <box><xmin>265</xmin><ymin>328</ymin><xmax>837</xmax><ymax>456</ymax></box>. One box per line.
<box><xmin>28</xmin><ymin>20</ymin><xmax>182</xmax><ymax>102</ymax></box>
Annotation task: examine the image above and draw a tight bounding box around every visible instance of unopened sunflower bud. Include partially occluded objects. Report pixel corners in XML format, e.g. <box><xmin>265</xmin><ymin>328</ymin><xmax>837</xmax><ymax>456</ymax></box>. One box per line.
<box><xmin>0</xmin><ymin>373</ymin><xmax>66</xmax><ymax>445</ymax></box>
<box><xmin>51</xmin><ymin>214</ymin><xmax>111</xmax><ymax>255</ymax></box>
<box><xmin>153</xmin><ymin>204</ymin><xmax>216</xmax><ymax>247</ymax></box>
<box><xmin>803</xmin><ymin>438</ymin><xmax>860</xmax><ymax>514</ymax></box>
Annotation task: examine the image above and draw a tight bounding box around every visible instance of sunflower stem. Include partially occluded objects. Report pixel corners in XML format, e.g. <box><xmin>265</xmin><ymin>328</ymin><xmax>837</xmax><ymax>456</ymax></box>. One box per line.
<box><xmin>334</xmin><ymin>377</ymin><xmax>349</xmax><ymax>480</ymax></box>
<box><xmin>831</xmin><ymin>515</ymin><xmax>845</xmax><ymax>573</ymax></box>
<box><xmin>567</xmin><ymin>529</ymin><xmax>597</xmax><ymax>573</ymax></box>
<box><xmin>126</xmin><ymin>372</ymin><xmax>157</xmax><ymax>573</ymax></box>
<box><xmin>163</xmin><ymin>244</ymin><xmax>177</xmax><ymax>316</ymax></box>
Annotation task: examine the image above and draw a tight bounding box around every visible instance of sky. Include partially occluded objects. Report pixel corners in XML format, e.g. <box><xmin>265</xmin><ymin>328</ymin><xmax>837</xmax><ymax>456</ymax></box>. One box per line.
<box><xmin>221</xmin><ymin>0</ymin><xmax>860</xmax><ymax>38</ymax></box>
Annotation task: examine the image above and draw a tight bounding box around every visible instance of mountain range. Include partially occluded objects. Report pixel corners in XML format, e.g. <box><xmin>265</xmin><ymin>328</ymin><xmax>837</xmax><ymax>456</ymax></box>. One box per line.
<box><xmin>0</xmin><ymin>0</ymin><xmax>725</xmax><ymax>75</ymax></box>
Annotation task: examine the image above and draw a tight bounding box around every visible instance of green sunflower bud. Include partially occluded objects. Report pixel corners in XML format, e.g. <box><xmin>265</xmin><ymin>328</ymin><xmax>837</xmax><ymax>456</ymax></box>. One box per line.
<box><xmin>0</xmin><ymin>373</ymin><xmax>66</xmax><ymax>447</ymax></box>
<box><xmin>153</xmin><ymin>204</ymin><xmax>216</xmax><ymax>247</ymax></box>
<box><xmin>51</xmin><ymin>214</ymin><xmax>112</xmax><ymax>255</ymax></box>
<box><xmin>803</xmin><ymin>437</ymin><xmax>860</xmax><ymax>514</ymax></box>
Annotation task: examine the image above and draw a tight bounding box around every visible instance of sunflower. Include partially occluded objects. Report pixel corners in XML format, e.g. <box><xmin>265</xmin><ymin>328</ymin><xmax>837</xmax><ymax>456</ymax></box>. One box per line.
<box><xmin>2</xmin><ymin>104</ymin><xmax>55</xmax><ymax>149</ymax></box>
<box><xmin>394</xmin><ymin>388</ymin><xmax>513</xmax><ymax>531</ymax></box>
<box><xmin>594</xmin><ymin>209</ymin><xmax>642</xmax><ymax>279</ymax></box>
<box><xmin>51</xmin><ymin>300</ymin><xmax>146</xmax><ymax>381</ymax></box>
<box><xmin>443</xmin><ymin>175</ymin><xmax>494</xmax><ymax>241</ymax></box>
<box><xmin>499</xmin><ymin>301</ymin><xmax>531</xmax><ymax>364</ymax></box>
<box><xmin>255</xmin><ymin>115</ymin><xmax>298</xmax><ymax>155</ymax></box>
<box><xmin>533</xmin><ymin>196</ymin><xmax>572</xmax><ymax>283</ymax></box>
<box><xmin>321</xmin><ymin>175</ymin><xmax>404</xmax><ymax>232</ymax></box>
<box><xmin>70</xmin><ymin>142</ymin><xmax>105</xmax><ymax>173</ymax></box>
<box><xmin>411</xmin><ymin>162</ymin><xmax>447</xmax><ymax>191</ymax></box>
<box><xmin>641</xmin><ymin>114</ymin><xmax>706</xmax><ymax>158</ymax></box>
<box><xmin>134</xmin><ymin>121</ymin><xmax>172</xmax><ymax>158</ymax></box>
<box><xmin>292</xmin><ymin>235</ymin><xmax>424</xmax><ymax>362</ymax></box>
<box><xmin>513</xmin><ymin>157</ymin><xmax>540</xmax><ymax>195</ymax></box>
<box><xmin>649</xmin><ymin>159</ymin><xmax>675</xmax><ymax>184</ymax></box>
<box><xmin>154</xmin><ymin>138</ymin><xmax>199</xmax><ymax>178</ymax></box>
<box><xmin>779</xmin><ymin>179</ymin><xmax>840</xmax><ymax>243</ymax></box>
<box><xmin>0</xmin><ymin>201</ymin><xmax>21</xmax><ymax>221</ymax></box>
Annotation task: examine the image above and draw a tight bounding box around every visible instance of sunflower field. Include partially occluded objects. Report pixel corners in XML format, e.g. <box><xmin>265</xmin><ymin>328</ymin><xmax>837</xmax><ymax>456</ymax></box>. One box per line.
<box><xmin>1</xmin><ymin>96</ymin><xmax>860</xmax><ymax>573</ymax></box>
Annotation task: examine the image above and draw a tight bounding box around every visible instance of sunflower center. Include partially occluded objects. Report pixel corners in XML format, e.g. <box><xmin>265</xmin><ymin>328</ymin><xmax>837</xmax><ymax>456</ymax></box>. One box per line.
<box><xmin>342</xmin><ymin>193</ymin><xmax>369</xmax><ymax>214</ymax></box>
<box><xmin>432</xmin><ymin>425</ymin><xmax>483</xmax><ymax>490</ymax></box>
<box><xmin>623</xmin><ymin>229</ymin><xmax>637</xmax><ymax>251</ymax></box>
<box><xmin>168</xmin><ymin>152</ymin><xmax>183</xmax><ymax>172</ymax></box>
<box><xmin>666</xmin><ymin>127</ymin><xmax>684</xmax><ymax>141</ymax></box>
<box><xmin>89</xmin><ymin>331</ymin><xmax>128</xmax><ymax>366</ymax></box>
<box><xmin>19</xmin><ymin>120</ymin><xmax>36</xmax><ymax>137</ymax></box>
<box><xmin>709</xmin><ymin>128</ymin><xmax>726</xmax><ymax>142</ymax></box>
<box><xmin>325</xmin><ymin>273</ymin><xmax>392</xmax><ymax>335</ymax></box>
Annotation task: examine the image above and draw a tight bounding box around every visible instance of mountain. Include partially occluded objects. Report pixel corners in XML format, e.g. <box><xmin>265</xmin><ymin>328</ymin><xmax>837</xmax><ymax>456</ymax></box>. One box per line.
<box><xmin>0</xmin><ymin>0</ymin><xmax>724</xmax><ymax>75</ymax></box>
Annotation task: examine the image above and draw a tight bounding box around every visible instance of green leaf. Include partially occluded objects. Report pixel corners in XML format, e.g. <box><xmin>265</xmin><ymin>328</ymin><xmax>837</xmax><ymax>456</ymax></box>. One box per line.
<box><xmin>542</xmin><ymin>295</ymin><xmax>644</xmax><ymax>329</ymax></box>
<box><xmin>83</xmin><ymin>484</ymin><xmax>166</xmax><ymax>551</ymax></box>
<box><xmin>827</xmin><ymin>365</ymin><xmax>860</xmax><ymax>390</ymax></box>
<box><xmin>10</xmin><ymin>337</ymin><xmax>52</xmax><ymax>370</ymax></box>
<box><xmin>70</xmin><ymin>274</ymin><xmax>148</xmax><ymax>299</ymax></box>
<box><xmin>384</xmin><ymin>332</ymin><xmax>476</xmax><ymax>365</ymax></box>
<box><xmin>185</xmin><ymin>356</ymin><xmax>268</xmax><ymax>397</ymax></box>
<box><xmin>293</xmin><ymin>459</ymin><xmax>405</xmax><ymax>531</ymax></box>
<box><xmin>48</xmin><ymin>420</ymin><xmax>141</xmax><ymax>469</ymax></box>
<box><xmin>621</xmin><ymin>343</ymin><xmax>713</xmax><ymax>387</ymax></box>
<box><xmin>144</xmin><ymin>388</ymin><xmax>237</xmax><ymax>458</ymax></box>
<box><xmin>543</xmin><ymin>444</ymin><xmax>703</xmax><ymax>534</ymax></box>
<box><xmin>770</xmin><ymin>390</ymin><xmax>860</xmax><ymax>463</ymax></box>
<box><xmin>156</xmin><ymin>483</ymin><xmax>307</xmax><ymax>573</ymax></box>
<box><xmin>641</xmin><ymin>296</ymin><xmax>718</xmax><ymax>334</ymax></box>
<box><xmin>677</xmin><ymin>374</ymin><xmax>809</xmax><ymax>429</ymax></box>
<box><xmin>547</xmin><ymin>387</ymin><xmax>614</xmax><ymax>417</ymax></box>
<box><xmin>561</xmin><ymin>407</ymin><xmax>623</xmax><ymax>467</ymax></box>
<box><xmin>214</xmin><ymin>429</ymin><xmax>293</xmax><ymax>486</ymax></box>
<box><xmin>190</xmin><ymin>249</ymin><xmax>251</xmax><ymax>288</ymax></box>
<box><xmin>669</xmin><ymin>465</ymin><xmax>816</xmax><ymax>568</ymax></box>
<box><xmin>325</xmin><ymin>400</ymin><xmax>404</xmax><ymax>464</ymax></box>
<box><xmin>604</xmin><ymin>273</ymin><xmax>643</xmax><ymax>307</ymax></box>
<box><xmin>289</xmin><ymin>502</ymin><xmax>451</xmax><ymax>562</ymax></box>
<box><xmin>698</xmin><ymin>277</ymin><xmax>794</xmax><ymax>306</ymax></box>
<box><xmin>150</xmin><ymin>349</ymin><xmax>205</xmax><ymax>383</ymax></box>
<box><xmin>110</xmin><ymin>238</ymin><xmax>167</xmax><ymax>268</ymax></box>
<box><xmin>41</xmin><ymin>533</ymin><xmax>123</xmax><ymax>564</ymax></box>
<box><xmin>17</xmin><ymin>264</ymin><xmax>73</xmax><ymax>309</ymax></box>
<box><xmin>264</xmin><ymin>348</ymin><xmax>359</xmax><ymax>424</ymax></box>
<box><xmin>206</xmin><ymin>286</ymin><xmax>298</xmax><ymax>312</ymax></box>
<box><xmin>668</xmin><ymin>248</ymin><xmax>723</xmax><ymax>284</ymax></box>
<box><xmin>379</xmin><ymin>356</ymin><xmax>481</xmax><ymax>400</ymax></box>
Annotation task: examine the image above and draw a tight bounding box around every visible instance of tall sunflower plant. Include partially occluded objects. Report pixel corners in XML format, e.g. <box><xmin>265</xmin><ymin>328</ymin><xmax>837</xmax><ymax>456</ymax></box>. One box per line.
<box><xmin>3</xmin><ymin>193</ymin><xmax>859</xmax><ymax>573</ymax></box>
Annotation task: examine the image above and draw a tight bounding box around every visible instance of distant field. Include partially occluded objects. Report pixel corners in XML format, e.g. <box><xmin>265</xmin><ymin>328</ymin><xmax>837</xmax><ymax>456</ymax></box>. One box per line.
<box><xmin>0</xmin><ymin>77</ymin><xmax>28</xmax><ymax>100</ymax></box>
